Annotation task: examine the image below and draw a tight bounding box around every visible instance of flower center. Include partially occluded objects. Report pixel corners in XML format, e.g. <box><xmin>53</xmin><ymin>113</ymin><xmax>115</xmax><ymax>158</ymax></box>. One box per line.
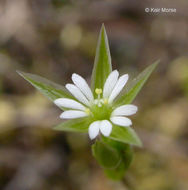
<box><xmin>94</xmin><ymin>88</ymin><xmax>108</xmax><ymax>107</ymax></box>
<box><xmin>87</xmin><ymin>88</ymin><xmax>112</xmax><ymax>120</ymax></box>
<box><xmin>95</xmin><ymin>88</ymin><xmax>103</xmax><ymax>107</ymax></box>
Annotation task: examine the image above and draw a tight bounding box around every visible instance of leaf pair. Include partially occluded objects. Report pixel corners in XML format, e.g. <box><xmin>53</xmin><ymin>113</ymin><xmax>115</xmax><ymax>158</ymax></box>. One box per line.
<box><xmin>54</xmin><ymin>119</ymin><xmax>141</xmax><ymax>146</ymax></box>
<box><xmin>92</xmin><ymin>138</ymin><xmax>133</xmax><ymax>180</ymax></box>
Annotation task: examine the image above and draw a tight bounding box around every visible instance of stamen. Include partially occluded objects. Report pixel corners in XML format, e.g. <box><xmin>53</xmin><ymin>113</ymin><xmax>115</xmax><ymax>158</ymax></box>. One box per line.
<box><xmin>95</xmin><ymin>88</ymin><xmax>102</xmax><ymax>100</ymax></box>
<box><xmin>103</xmin><ymin>98</ymin><xmax>108</xmax><ymax>105</ymax></box>
<box><xmin>95</xmin><ymin>88</ymin><xmax>102</xmax><ymax>95</ymax></box>
<box><xmin>85</xmin><ymin>108</ymin><xmax>91</xmax><ymax>115</ymax></box>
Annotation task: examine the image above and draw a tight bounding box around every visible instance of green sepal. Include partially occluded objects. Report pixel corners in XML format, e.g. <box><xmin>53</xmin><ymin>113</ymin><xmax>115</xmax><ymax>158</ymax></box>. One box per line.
<box><xmin>54</xmin><ymin>118</ymin><xmax>92</xmax><ymax>133</ymax></box>
<box><xmin>17</xmin><ymin>71</ymin><xmax>73</xmax><ymax>102</ymax></box>
<box><xmin>114</xmin><ymin>60</ymin><xmax>159</xmax><ymax>106</ymax></box>
<box><xmin>109</xmin><ymin>125</ymin><xmax>142</xmax><ymax>147</ymax></box>
<box><xmin>91</xmin><ymin>24</ymin><xmax>112</xmax><ymax>96</ymax></box>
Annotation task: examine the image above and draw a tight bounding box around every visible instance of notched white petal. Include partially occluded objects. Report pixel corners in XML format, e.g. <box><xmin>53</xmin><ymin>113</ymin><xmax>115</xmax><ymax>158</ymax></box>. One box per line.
<box><xmin>103</xmin><ymin>70</ymin><xmax>119</xmax><ymax>98</ymax></box>
<box><xmin>100</xmin><ymin>120</ymin><xmax>112</xmax><ymax>137</ymax></box>
<box><xmin>108</xmin><ymin>74</ymin><xmax>129</xmax><ymax>103</ymax></box>
<box><xmin>112</xmin><ymin>105</ymin><xmax>138</xmax><ymax>116</ymax></box>
<box><xmin>110</xmin><ymin>116</ymin><xmax>132</xmax><ymax>127</ymax></box>
<box><xmin>54</xmin><ymin>98</ymin><xmax>86</xmax><ymax>111</ymax></box>
<box><xmin>72</xmin><ymin>73</ymin><xmax>94</xmax><ymax>101</ymax></box>
<box><xmin>60</xmin><ymin>110</ymin><xmax>87</xmax><ymax>119</ymax></box>
<box><xmin>65</xmin><ymin>84</ymin><xmax>90</xmax><ymax>106</ymax></box>
<box><xmin>88</xmin><ymin>121</ymin><xmax>100</xmax><ymax>140</ymax></box>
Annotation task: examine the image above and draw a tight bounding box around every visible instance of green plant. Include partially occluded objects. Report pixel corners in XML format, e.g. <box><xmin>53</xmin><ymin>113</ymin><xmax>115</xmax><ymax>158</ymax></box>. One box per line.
<box><xmin>17</xmin><ymin>24</ymin><xmax>158</xmax><ymax>180</ymax></box>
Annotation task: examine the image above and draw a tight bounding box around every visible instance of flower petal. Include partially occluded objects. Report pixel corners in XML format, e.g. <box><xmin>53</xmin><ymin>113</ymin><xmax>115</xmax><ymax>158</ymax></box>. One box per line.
<box><xmin>103</xmin><ymin>70</ymin><xmax>119</xmax><ymax>98</ymax></box>
<box><xmin>88</xmin><ymin>121</ymin><xmax>100</xmax><ymax>140</ymax></box>
<box><xmin>100</xmin><ymin>120</ymin><xmax>112</xmax><ymax>137</ymax></box>
<box><xmin>72</xmin><ymin>73</ymin><xmax>94</xmax><ymax>101</ymax></box>
<box><xmin>66</xmin><ymin>84</ymin><xmax>90</xmax><ymax>106</ymax></box>
<box><xmin>54</xmin><ymin>98</ymin><xmax>86</xmax><ymax>111</ymax></box>
<box><xmin>110</xmin><ymin>116</ymin><xmax>132</xmax><ymax>127</ymax></box>
<box><xmin>60</xmin><ymin>110</ymin><xmax>88</xmax><ymax>119</ymax></box>
<box><xmin>108</xmin><ymin>74</ymin><xmax>129</xmax><ymax>103</ymax></box>
<box><xmin>111</xmin><ymin>105</ymin><xmax>138</xmax><ymax>116</ymax></box>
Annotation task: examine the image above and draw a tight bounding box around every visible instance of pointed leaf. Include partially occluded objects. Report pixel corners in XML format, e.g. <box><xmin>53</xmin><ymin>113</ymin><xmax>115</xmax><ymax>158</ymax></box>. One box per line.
<box><xmin>17</xmin><ymin>71</ymin><xmax>73</xmax><ymax>101</ymax></box>
<box><xmin>109</xmin><ymin>125</ymin><xmax>142</xmax><ymax>147</ymax></box>
<box><xmin>91</xmin><ymin>24</ymin><xmax>112</xmax><ymax>96</ymax></box>
<box><xmin>92</xmin><ymin>140</ymin><xmax>121</xmax><ymax>169</ymax></box>
<box><xmin>114</xmin><ymin>60</ymin><xmax>159</xmax><ymax>106</ymax></box>
<box><xmin>54</xmin><ymin>118</ymin><xmax>91</xmax><ymax>133</ymax></box>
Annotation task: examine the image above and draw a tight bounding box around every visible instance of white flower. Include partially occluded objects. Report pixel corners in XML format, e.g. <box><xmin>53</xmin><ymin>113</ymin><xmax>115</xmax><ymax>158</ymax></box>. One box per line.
<box><xmin>54</xmin><ymin>70</ymin><xmax>138</xmax><ymax>140</ymax></box>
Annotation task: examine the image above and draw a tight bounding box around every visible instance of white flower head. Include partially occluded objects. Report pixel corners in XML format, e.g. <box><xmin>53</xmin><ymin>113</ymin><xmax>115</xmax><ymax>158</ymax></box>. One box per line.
<box><xmin>54</xmin><ymin>70</ymin><xmax>138</xmax><ymax>140</ymax></box>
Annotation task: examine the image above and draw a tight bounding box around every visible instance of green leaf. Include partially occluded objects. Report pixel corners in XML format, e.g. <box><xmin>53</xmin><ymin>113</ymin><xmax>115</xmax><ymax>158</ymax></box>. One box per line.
<box><xmin>104</xmin><ymin>157</ymin><xmax>127</xmax><ymax>180</ymax></box>
<box><xmin>102</xmin><ymin>138</ymin><xmax>134</xmax><ymax>169</ymax></box>
<box><xmin>104</xmin><ymin>143</ymin><xmax>133</xmax><ymax>180</ymax></box>
<box><xmin>54</xmin><ymin>118</ymin><xmax>92</xmax><ymax>133</ymax></box>
<box><xmin>91</xmin><ymin>24</ymin><xmax>112</xmax><ymax>96</ymax></box>
<box><xmin>92</xmin><ymin>140</ymin><xmax>121</xmax><ymax>169</ymax></box>
<box><xmin>109</xmin><ymin>125</ymin><xmax>142</xmax><ymax>147</ymax></box>
<box><xmin>114</xmin><ymin>60</ymin><xmax>159</xmax><ymax>106</ymax></box>
<box><xmin>102</xmin><ymin>137</ymin><xmax>132</xmax><ymax>152</ymax></box>
<box><xmin>122</xmin><ymin>144</ymin><xmax>134</xmax><ymax>169</ymax></box>
<box><xmin>17</xmin><ymin>71</ymin><xmax>73</xmax><ymax>102</ymax></box>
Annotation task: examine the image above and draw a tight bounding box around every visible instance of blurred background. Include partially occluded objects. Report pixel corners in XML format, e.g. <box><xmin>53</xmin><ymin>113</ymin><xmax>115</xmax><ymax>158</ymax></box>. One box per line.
<box><xmin>0</xmin><ymin>0</ymin><xmax>188</xmax><ymax>189</ymax></box>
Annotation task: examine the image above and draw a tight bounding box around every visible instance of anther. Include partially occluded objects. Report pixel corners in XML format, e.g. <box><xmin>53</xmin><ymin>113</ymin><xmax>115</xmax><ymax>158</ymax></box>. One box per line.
<box><xmin>103</xmin><ymin>98</ymin><xmax>108</xmax><ymax>105</ymax></box>
<box><xmin>95</xmin><ymin>88</ymin><xmax>102</xmax><ymax>100</ymax></box>
<box><xmin>85</xmin><ymin>108</ymin><xmax>90</xmax><ymax>115</ymax></box>
<box><xmin>95</xmin><ymin>88</ymin><xmax>102</xmax><ymax>95</ymax></box>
